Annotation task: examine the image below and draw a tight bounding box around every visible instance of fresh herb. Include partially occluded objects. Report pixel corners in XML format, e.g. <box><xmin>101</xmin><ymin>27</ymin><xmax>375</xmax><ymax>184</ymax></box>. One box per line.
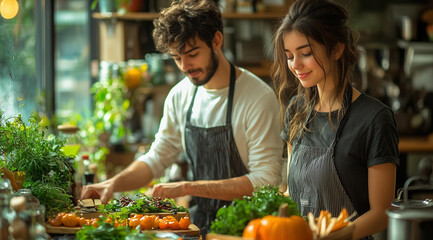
<box><xmin>100</xmin><ymin>194</ymin><xmax>188</xmax><ymax>219</ymax></box>
<box><xmin>0</xmin><ymin>110</ymin><xmax>74</xmax><ymax>215</ymax></box>
<box><xmin>76</xmin><ymin>223</ymin><xmax>149</xmax><ymax>240</ymax></box>
<box><xmin>76</xmin><ymin>222</ymin><xmax>182</xmax><ymax>240</ymax></box>
<box><xmin>210</xmin><ymin>185</ymin><xmax>299</xmax><ymax>236</ymax></box>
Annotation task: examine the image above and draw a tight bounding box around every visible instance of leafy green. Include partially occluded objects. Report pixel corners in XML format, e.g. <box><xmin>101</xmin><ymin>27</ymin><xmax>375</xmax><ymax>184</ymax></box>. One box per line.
<box><xmin>0</xmin><ymin>110</ymin><xmax>74</xmax><ymax>215</ymax></box>
<box><xmin>76</xmin><ymin>222</ymin><xmax>182</xmax><ymax>240</ymax></box>
<box><xmin>100</xmin><ymin>194</ymin><xmax>188</xmax><ymax>219</ymax></box>
<box><xmin>76</xmin><ymin>223</ymin><xmax>150</xmax><ymax>240</ymax></box>
<box><xmin>210</xmin><ymin>185</ymin><xmax>299</xmax><ymax>236</ymax></box>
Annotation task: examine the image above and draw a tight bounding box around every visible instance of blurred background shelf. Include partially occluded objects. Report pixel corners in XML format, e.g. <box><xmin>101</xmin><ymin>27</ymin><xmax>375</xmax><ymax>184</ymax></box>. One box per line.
<box><xmin>92</xmin><ymin>11</ymin><xmax>286</xmax><ymax>21</ymax></box>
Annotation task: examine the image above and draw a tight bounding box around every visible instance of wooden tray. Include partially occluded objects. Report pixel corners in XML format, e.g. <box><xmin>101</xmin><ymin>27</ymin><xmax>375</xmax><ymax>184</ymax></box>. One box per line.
<box><xmin>206</xmin><ymin>224</ymin><xmax>354</xmax><ymax>240</ymax></box>
<box><xmin>46</xmin><ymin>223</ymin><xmax>199</xmax><ymax>236</ymax></box>
<box><xmin>206</xmin><ymin>233</ymin><xmax>244</xmax><ymax>240</ymax></box>
<box><xmin>143</xmin><ymin>224</ymin><xmax>200</xmax><ymax>237</ymax></box>
<box><xmin>46</xmin><ymin>225</ymin><xmax>81</xmax><ymax>234</ymax></box>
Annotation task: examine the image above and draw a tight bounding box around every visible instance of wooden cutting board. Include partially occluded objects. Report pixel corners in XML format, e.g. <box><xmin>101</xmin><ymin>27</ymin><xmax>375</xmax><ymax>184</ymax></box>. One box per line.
<box><xmin>206</xmin><ymin>233</ymin><xmax>244</xmax><ymax>240</ymax></box>
<box><xmin>45</xmin><ymin>225</ymin><xmax>81</xmax><ymax>234</ymax></box>
<box><xmin>206</xmin><ymin>224</ymin><xmax>354</xmax><ymax>240</ymax></box>
<box><xmin>46</xmin><ymin>223</ymin><xmax>200</xmax><ymax>236</ymax></box>
<box><xmin>143</xmin><ymin>224</ymin><xmax>200</xmax><ymax>237</ymax></box>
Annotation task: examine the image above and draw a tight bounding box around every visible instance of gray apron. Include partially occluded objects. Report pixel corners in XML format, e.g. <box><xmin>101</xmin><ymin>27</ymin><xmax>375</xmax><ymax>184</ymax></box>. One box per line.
<box><xmin>185</xmin><ymin>63</ymin><xmax>249</xmax><ymax>236</ymax></box>
<box><xmin>288</xmin><ymin>86</ymin><xmax>373</xmax><ymax>240</ymax></box>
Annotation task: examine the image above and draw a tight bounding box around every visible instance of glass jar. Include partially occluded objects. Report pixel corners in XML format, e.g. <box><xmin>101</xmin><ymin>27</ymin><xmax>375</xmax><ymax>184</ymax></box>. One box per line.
<box><xmin>0</xmin><ymin>185</ymin><xmax>12</xmax><ymax>240</ymax></box>
<box><xmin>58</xmin><ymin>124</ymin><xmax>83</xmax><ymax>204</ymax></box>
<box><xmin>58</xmin><ymin>124</ymin><xmax>81</xmax><ymax>157</ymax></box>
<box><xmin>0</xmin><ymin>178</ymin><xmax>13</xmax><ymax>195</ymax></box>
<box><xmin>15</xmin><ymin>189</ymin><xmax>40</xmax><ymax>209</ymax></box>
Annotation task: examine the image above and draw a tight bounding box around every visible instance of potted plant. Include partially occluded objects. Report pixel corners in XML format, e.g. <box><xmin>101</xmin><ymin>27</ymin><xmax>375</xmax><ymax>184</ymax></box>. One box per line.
<box><xmin>67</xmin><ymin>60</ymin><xmax>151</xmax><ymax>180</ymax></box>
<box><xmin>91</xmin><ymin>0</ymin><xmax>132</xmax><ymax>13</ymax></box>
<box><xmin>71</xmin><ymin>61</ymin><xmax>133</xmax><ymax>179</ymax></box>
<box><xmin>91</xmin><ymin>0</ymin><xmax>122</xmax><ymax>13</ymax></box>
<box><xmin>91</xmin><ymin>0</ymin><xmax>145</xmax><ymax>13</ymax></box>
<box><xmin>0</xmin><ymin>110</ymin><xmax>74</xmax><ymax>216</ymax></box>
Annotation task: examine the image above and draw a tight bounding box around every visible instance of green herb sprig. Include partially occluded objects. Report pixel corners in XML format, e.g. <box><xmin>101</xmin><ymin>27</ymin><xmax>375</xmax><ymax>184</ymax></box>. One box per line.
<box><xmin>76</xmin><ymin>223</ymin><xmax>148</xmax><ymax>240</ymax></box>
<box><xmin>0</xmin><ymin>110</ymin><xmax>74</xmax><ymax>215</ymax></box>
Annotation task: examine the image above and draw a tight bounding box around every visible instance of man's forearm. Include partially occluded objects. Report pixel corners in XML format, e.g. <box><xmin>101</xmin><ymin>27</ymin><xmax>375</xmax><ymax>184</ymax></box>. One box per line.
<box><xmin>110</xmin><ymin>160</ymin><xmax>155</xmax><ymax>193</ymax></box>
<box><xmin>184</xmin><ymin>175</ymin><xmax>254</xmax><ymax>201</ymax></box>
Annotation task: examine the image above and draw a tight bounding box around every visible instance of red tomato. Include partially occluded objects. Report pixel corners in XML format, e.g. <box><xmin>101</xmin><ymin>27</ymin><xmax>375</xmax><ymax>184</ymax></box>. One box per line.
<box><xmin>140</xmin><ymin>216</ymin><xmax>154</xmax><ymax>230</ymax></box>
<box><xmin>153</xmin><ymin>216</ymin><xmax>160</xmax><ymax>229</ymax></box>
<box><xmin>179</xmin><ymin>217</ymin><xmax>191</xmax><ymax>230</ymax></box>
<box><xmin>129</xmin><ymin>218</ymin><xmax>140</xmax><ymax>228</ymax></box>
<box><xmin>132</xmin><ymin>214</ymin><xmax>143</xmax><ymax>219</ymax></box>
<box><xmin>62</xmin><ymin>213</ymin><xmax>78</xmax><ymax>227</ymax></box>
<box><xmin>77</xmin><ymin>217</ymin><xmax>87</xmax><ymax>227</ymax></box>
<box><xmin>91</xmin><ymin>219</ymin><xmax>98</xmax><ymax>227</ymax></box>
<box><xmin>169</xmin><ymin>220</ymin><xmax>180</xmax><ymax>230</ymax></box>
<box><xmin>159</xmin><ymin>220</ymin><xmax>169</xmax><ymax>230</ymax></box>
<box><xmin>48</xmin><ymin>216</ymin><xmax>62</xmax><ymax>227</ymax></box>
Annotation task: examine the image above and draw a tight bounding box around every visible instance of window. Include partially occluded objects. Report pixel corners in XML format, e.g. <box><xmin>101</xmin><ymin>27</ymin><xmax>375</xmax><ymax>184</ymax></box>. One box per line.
<box><xmin>0</xmin><ymin>0</ymin><xmax>38</xmax><ymax>120</ymax></box>
<box><xmin>0</xmin><ymin>0</ymin><xmax>92</xmax><ymax>126</ymax></box>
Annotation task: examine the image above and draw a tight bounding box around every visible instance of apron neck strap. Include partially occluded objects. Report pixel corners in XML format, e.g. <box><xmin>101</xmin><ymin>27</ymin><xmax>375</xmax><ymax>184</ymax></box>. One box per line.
<box><xmin>331</xmin><ymin>83</ymin><xmax>353</xmax><ymax>153</ymax></box>
<box><xmin>186</xmin><ymin>87</ymin><xmax>199</xmax><ymax>123</ymax></box>
<box><xmin>186</xmin><ymin>63</ymin><xmax>237</xmax><ymax>124</ymax></box>
<box><xmin>226</xmin><ymin>63</ymin><xmax>236</xmax><ymax>124</ymax></box>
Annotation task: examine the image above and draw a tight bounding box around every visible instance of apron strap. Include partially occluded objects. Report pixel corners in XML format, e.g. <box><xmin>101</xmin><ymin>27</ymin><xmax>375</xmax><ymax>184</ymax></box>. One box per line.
<box><xmin>226</xmin><ymin>63</ymin><xmax>236</xmax><ymax>124</ymax></box>
<box><xmin>186</xmin><ymin>87</ymin><xmax>199</xmax><ymax>123</ymax></box>
<box><xmin>331</xmin><ymin>83</ymin><xmax>353</xmax><ymax>158</ymax></box>
<box><xmin>186</xmin><ymin>63</ymin><xmax>236</xmax><ymax>125</ymax></box>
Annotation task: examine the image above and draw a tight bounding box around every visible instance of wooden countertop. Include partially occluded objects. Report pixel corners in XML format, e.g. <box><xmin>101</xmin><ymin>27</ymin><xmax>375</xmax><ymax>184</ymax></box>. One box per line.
<box><xmin>399</xmin><ymin>134</ymin><xmax>433</xmax><ymax>153</ymax></box>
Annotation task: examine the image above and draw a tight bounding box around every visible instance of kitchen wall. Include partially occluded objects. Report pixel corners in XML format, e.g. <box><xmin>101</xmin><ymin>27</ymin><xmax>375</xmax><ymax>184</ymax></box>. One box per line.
<box><xmin>341</xmin><ymin>0</ymin><xmax>433</xmax><ymax>189</ymax></box>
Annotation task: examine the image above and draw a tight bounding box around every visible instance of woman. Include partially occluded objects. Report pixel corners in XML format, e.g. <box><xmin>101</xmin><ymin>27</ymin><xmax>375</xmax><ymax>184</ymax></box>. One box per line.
<box><xmin>272</xmin><ymin>0</ymin><xmax>399</xmax><ymax>239</ymax></box>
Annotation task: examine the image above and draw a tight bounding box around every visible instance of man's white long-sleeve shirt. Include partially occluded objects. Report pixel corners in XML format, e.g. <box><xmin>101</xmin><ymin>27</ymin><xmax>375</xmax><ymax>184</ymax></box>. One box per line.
<box><xmin>138</xmin><ymin>68</ymin><xmax>284</xmax><ymax>187</ymax></box>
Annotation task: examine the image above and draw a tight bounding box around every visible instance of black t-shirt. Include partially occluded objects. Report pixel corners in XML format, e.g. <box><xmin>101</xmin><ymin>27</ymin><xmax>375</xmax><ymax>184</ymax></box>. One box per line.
<box><xmin>281</xmin><ymin>93</ymin><xmax>400</xmax><ymax>216</ymax></box>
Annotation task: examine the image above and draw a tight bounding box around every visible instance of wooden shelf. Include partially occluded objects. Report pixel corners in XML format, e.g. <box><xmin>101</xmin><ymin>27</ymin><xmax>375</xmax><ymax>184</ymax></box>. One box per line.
<box><xmin>93</xmin><ymin>12</ymin><xmax>159</xmax><ymax>21</ymax></box>
<box><xmin>399</xmin><ymin>134</ymin><xmax>433</xmax><ymax>153</ymax></box>
<box><xmin>243</xmin><ymin>61</ymin><xmax>272</xmax><ymax>78</ymax></box>
<box><xmin>93</xmin><ymin>11</ymin><xmax>285</xmax><ymax>21</ymax></box>
<box><xmin>222</xmin><ymin>11</ymin><xmax>285</xmax><ymax>20</ymax></box>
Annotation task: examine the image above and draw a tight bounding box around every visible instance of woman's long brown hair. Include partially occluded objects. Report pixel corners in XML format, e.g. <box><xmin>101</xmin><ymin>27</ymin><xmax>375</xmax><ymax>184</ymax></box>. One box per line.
<box><xmin>272</xmin><ymin>0</ymin><xmax>359</xmax><ymax>145</ymax></box>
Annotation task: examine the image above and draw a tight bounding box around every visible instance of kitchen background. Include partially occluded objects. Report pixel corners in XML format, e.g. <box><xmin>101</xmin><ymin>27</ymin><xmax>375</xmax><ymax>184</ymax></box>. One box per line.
<box><xmin>0</xmin><ymin>0</ymin><xmax>432</xmax><ymax>212</ymax></box>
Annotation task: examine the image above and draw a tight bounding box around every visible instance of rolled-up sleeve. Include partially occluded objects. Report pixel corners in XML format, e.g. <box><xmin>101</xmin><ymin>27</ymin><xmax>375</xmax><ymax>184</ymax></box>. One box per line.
<box><xmin>243</xmin><ymin>90</ymin><xmax>285</xmax><ymax>187</ymax></box>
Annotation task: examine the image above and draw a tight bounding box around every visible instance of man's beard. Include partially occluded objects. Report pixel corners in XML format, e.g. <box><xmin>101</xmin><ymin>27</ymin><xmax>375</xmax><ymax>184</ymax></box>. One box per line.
<box><xmin>185</xmin><ymin>50</ymin><xmax>219</xmax><ymax>86</ymax></box>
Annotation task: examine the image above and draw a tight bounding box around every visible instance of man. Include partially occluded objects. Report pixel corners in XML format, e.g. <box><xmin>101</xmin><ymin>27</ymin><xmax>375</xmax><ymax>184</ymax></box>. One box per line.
<box><xmin>81</xmin><ymin>0</ymin><xmax>284</xmax><ymax>233</ymax></box>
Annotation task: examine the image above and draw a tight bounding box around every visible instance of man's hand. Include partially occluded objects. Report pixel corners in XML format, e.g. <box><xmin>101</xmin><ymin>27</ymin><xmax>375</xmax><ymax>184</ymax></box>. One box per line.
<box><xmin>81</xmin><ymin>181</ymin><xmax>115</xmax><ymax>204</ymax></box>
<box><xmin>151</xmin><ymin>181</ymin><xmax>189</xmax><ymax>199</ymax></box>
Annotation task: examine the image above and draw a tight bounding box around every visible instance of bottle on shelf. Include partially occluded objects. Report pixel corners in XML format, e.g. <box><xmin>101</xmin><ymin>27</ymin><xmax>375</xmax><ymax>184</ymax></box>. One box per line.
<box><xmin>57</xmin><ymin>124</ymin><xmax>84</xmax><ymax>204</ymax></box>
<box><xmin>57</xmin><ymin>125</ymin><xmax>81</xmax><ymax>157</ymax></box>
<box><xmin>82</xmin><ymin>154</ymin><xmax>96</xmax><ymax>185</ymax></box>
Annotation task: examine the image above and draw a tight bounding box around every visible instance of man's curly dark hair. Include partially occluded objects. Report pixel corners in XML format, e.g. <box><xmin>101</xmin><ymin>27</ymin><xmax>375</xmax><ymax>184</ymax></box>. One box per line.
<box><xmin>152</xmin><ymin>0</ymin><xmax>223</xmax><ymax>54</ymax></box>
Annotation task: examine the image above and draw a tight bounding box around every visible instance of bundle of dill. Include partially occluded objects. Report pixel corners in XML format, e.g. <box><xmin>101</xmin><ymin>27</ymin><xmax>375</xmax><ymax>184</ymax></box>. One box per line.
<box><xmin>0</xmin><ymin>110</ymin><xmax>74</xmax><ymax>216</ymax></box>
